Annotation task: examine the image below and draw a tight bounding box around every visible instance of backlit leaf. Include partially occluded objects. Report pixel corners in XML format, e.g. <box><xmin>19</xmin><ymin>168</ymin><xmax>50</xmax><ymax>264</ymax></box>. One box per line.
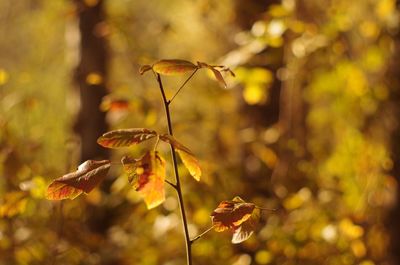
<box><xmin>210</xmin><ymin>68</ymin><xmax>227</xmax><ymax>88</ymax></box>
<box><xmin>160</xmin><ymin>134</ymin><xmax>201</xmax><ymax>181</ymax></box>
<box><xmin>232</xmin><ymin>208</ymin><xmax>260</xmax><ymax>244</ymax></box>
<box><xmin>46</xmin><ymin>160</ymin><xmax>110</xmax><ymax>200</ymax></box>
<box><xmin>153</xmin><ymin>59</ymin><xmax>198</xmax><ymax>76</ymax></box>
<box><xmin>211</xmin><ymin>197</ymin><xmax>261</xmax><ymax>243</ymax></box>
<box><xmin>211</xmin><ymin>197</ymin><xmax>255</xmax><ymax>232</ymax></box>
<box><xmin>122</xmin><ymin>151</ymin><xmax>166</xmax><ymax>209</ymax></box>
<box><xmin>97</xmin><ymin>128</ymin><xmax>158</xmax><ymax>148</ymax></box>
<box><xmin>197</xmin><ymin>61</ymin><xmax>228</xmax><ymax>88</ymax></box>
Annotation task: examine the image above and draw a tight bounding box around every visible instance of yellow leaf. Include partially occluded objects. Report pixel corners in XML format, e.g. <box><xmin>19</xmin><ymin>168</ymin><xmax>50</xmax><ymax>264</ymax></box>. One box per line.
<box><xmin>122</xmin><ymin>151</ymin><xmax>166</xmax><ymax>209</ymax></box>
<box><xmin>160</xmin><ymin>134</ymin><xmax>201</xmax><ymax>181</ymax></box>
<box><xmin>153</xmin><ymin>59</ymin><xmax>197</xmax><ymax>76</ymax></box>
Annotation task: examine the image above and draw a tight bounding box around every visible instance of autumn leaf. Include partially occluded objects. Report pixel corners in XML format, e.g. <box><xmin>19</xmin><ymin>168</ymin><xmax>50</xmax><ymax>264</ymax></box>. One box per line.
<box><xmin>211</xmin><ymin>197</ymin><xmax>255</xmax><ymax>232</ymax></box>
<box><xmin>46</xmin><ymin>160</ymin><xmax>110</xmax><ymax>200</ymax></box>
<box><xmin>97</xmin><ymin>128</ymin><xmax>158</xmax><ymax>148</ymax></box>
<box><xmin>100</xmin><ymin>97</ymin><xmax>131</xmax><ymax>112</ymax></box>
<box><xmin>159</xmin><ymin>134</ymin><xmax>201</xmax><ymax>181</ymax></box>
<box><xmin>152</xmin><ymin>59</ymin><xmax>198</xmax><ymax>76</ymax></box>
<box><xmin>139</xmin><ymin>64</ymin><xmax>152</xmax><ymax>75</ymax></box>
<box><xmin>210</xmin><ymin>68</ymin><xmax>227</xmax><ymax>88</ymax></box>
<box><xmin>232</xmin><ymin>207</ymin><xmax>260</xmax><ymax>244</ymax></box>
<box><xmin>121</xmin><ymin>151</ymin><xmax>166</xmax><ymax>209</ymax></box>
<box><xmin>211</xmin><ymin>196</ymin><xmax>260</xmax><ymax>243</ymax></box>
<box><xmin>198</xmin><ymin>62</ymin><xmax>235</xmax><ymax>77</ymax></box>
<box><xmin>197</xmin><ymin>62</ymin><xmax>229</xmax><ymax>88</ymax></box>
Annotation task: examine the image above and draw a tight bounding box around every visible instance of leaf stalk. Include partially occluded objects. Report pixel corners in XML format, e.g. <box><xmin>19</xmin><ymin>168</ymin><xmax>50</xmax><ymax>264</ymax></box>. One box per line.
<box><xmin>169</xmin><ymin>68</ymin><xmax>199</xmax><ymax>104</ymax></box>
<box><xmin>190</xmin><ymin>225</ymin><xmax>214</xmax><ymax>244</ymax></box>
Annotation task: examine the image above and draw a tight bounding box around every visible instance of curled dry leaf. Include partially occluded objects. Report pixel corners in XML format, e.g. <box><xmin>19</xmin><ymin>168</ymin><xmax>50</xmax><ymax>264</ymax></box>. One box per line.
<box><xmin>210</xmin><ymin>68</ymin><xmax>227</xmax><ymax>88</ymax></box>
<box><xmin>139</xmin><ymin>64</ymin><xmax>152</xmax><ymax>75</ymax></box>
<box><xmin>97</xmin><ymin>128</ymin><xmax>158</xmax><ymax>148</ymax></box>
<box><xmin>46</xmin><ymin>160</ymin><xmax>110</xmax><ymax>200</ymax></box>
<box><xmin>231</xmin><ymin>207</ymin><xmax>260</xmax><ymax>244</ymax></box>
<box><xmin>197</xmin><ymin>61</ymin><xmax>229</xmax><ymax>88</ymax></box>
<box><xmin>152</xmin><ymin>59</ymin><xmax>198</xmax><ymax>76</ymax></box>
<box><xmin>121</xmin><ymin>151</ymin><xmax>166</xmax><ymax>209</ymax></box>
<box><xmin>211</xmin><ymin>196</ymin><xmax>260</xmax><ymax>244</ymax></box>
<box><xmin>159</xmin><ymin>134</ymin><xmax>201</xmax><ymax>181</ymax></box>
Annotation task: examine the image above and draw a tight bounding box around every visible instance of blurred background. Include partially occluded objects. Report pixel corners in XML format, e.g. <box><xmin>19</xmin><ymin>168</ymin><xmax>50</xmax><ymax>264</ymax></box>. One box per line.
<box><xmin>1</xmin><ymin>0</ymin><xmax>400</xmax><ymax>264</ymax></box>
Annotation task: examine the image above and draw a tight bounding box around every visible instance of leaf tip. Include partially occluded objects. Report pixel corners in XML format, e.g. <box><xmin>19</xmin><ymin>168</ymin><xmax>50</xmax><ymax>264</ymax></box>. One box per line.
<box><xmin>139</xmin><ymin>65</ymin><xmax>152</xmax><ymax>75</ymax></box>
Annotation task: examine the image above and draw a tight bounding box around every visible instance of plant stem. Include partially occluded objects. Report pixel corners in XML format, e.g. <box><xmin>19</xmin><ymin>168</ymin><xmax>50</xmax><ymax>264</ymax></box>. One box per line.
<box><xmin>255</xmin><ymin>206</ymin><xmax>277</xmax><ymax>211</ymax></box>
<box><xmin>191</xmin><ymin>225</ymin><xmax>214</xmax><ymax>243</ymax></box>
<box><xmin>156</xmin><ymin>73</ymin><xmax>193</xmax><ymax>265</ymax></box>
<box><xmin>169</xmin><ymin>68</ymin><xmax>198</xmax><ymax>104</ymax></box>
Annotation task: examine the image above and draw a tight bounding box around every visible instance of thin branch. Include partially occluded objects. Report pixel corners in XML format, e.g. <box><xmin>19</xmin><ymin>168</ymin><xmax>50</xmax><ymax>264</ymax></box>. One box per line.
<box><xmin>169</xmin><ymin>69</ymin><xmax>198</xmax><ymax>104</ymax></box>
<box><xmin>256</xmin><ymin>206</ymin><xmax>277</xmax><ymax>211</ymax></box>
<box><xmin>190</xmin><ymin>225</ymin><xmax>215</xmax><ymax>244</ymax></box>
<box><xmin>156</xmin><ymin>73</ymin><xmax>193</xmax><ymax>265</ymax></box>
<box><xmin>165</xmin><ymin>179</ymin><xmax>177</xmax><ymax>189</ymax></box>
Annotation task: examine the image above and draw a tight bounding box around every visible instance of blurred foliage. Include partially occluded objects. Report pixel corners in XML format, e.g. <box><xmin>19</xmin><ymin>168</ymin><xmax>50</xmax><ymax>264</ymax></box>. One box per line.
<box><xmin>0</xmin><ymin>0</ymin><xmax>399</xmax><ymax>265</ymax></box>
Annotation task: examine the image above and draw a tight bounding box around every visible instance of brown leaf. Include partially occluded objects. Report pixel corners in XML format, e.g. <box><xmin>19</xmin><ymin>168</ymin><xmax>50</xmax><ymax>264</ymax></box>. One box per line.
<box><xmin>46</xmin><ymin>160</ymin><xmax>110</xmax><ymax>200</ymax></box>
<box><xmin>97</xmin><ymin>128</ymin><xmax>158</xmax><ymax>148</ymax></box>
<box><xmin>197</xmin><ymin>62</ymin><xmax>230</xmax><ymax>88</ymax></box>
<box><xmin>139</xmin><ymin>64</ymin><xmax>152</xmax><ymax>75</ymax></box>
<box><xmin>153</xmin><ymin>59</ymin><xmax>198</xmax><ymax>76</ymax></box>
<box><xmin>211</xmin><ymin>196</ymin><xmax>255</xmax><ymax>232</ymax></box>
<box><xmin>210</xmin><ymin>68</ymin><xmax>227</xmax><ymax>88</ymax></box>
<box><xmin>122</xmin><ymin>151</ymin><xmax>166</xmax><ymax>209</ymax></box>
<box><xmin>159</xmin><ymin>134</ymin><xmax>201</xmax><ymax>181</ymax></box>
<box><xmin>231</xmin><ymin>208</ymin><xmax>260</xmax><ymax>244</ymax></box>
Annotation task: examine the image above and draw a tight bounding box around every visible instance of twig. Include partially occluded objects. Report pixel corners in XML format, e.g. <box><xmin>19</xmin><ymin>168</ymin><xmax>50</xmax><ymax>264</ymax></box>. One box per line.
<box><xmin>190</xmin><ymin>225</ymin><xmax>215</xmax><ymax>244</ymax></box>
<box><xmin>165</xmin><ymin>179</ymin><xmax>177</xmax><ymax>189</ymax></box>
<box><xmin>156</xmin><ymin>73</ymin><xmax>193</xmax><ymax>265</ymax></box>
<box><xmin>169</xmin><ymin>69</ymin><xmax>198</xmax><ymax>104</ymax></box>
<box><xmin>255</xmin><ymin>206</ymin><xmax>277</xmax><ymax>211</ymax></box>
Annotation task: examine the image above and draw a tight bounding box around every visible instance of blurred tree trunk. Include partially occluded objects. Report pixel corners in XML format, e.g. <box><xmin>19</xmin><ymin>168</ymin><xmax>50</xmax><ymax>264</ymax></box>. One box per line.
<box><xmin>71</xmin><ymin>2</ymin><xmax>123</xmax><ymax>265</ymax></box>
<box><xmin>271</xmin><ymin>2</ymin><xmax>312</xmax><ymax>192</ymax></box>
<box><xmin>73</xmin><ymin>0</ymin><xmax>109</xmax><ymax>162</ymax></box>
<box><xmin>389</xmin><ymin>11</ymin><xmax>400</xmax><ymax>263</ymax></box>
<box><xmin>233</xmin><ymin>0</ymin><xmax>282</xmax><ymax>188</ymax></box>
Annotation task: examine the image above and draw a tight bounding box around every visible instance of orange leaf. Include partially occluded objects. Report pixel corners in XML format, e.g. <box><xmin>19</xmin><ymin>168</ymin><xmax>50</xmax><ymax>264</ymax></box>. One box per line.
<box><xmin>153</xmin><ymin>59</ymin><xmax>198</xmax><ymax>76</ymax></box>
<box><xmin>232</xmin><ymin>208</ymin><xmax>260</xmax><ymax>244</ymax></box>
<box><xmin>160</xmin><ymin>134</ymin><xmax>201</xmax><ymax>181</ymax></box>
<box><xmin>97</xmin><ymin>128</ymin><xmax>158</xmax><ymax>148</ymax></box>
<box><xmin>46</xmin><ymin>160</ymin><xmax>110</xmax><ymax>200</ymax></box>
<box><xmin>100</xmin><ymin>97</ymin><xmax>130</xmax><ymax>112</ymax></box>
<box><xmin>211</xmin><ymin>196</ymin><xmax>255</xmax><ymax>232</ymax></box>
<box><xmin>121</xmin><ymin>151</ymin><xmax>166</xmax><ymax>209</ymax></box>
